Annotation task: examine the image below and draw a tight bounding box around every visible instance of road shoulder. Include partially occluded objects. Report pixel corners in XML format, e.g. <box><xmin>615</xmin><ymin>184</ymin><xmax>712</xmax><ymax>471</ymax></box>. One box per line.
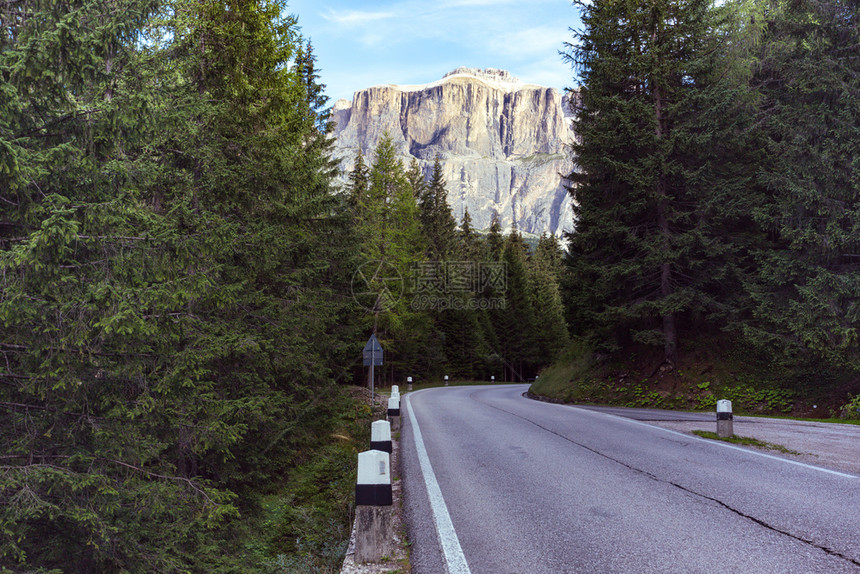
<box><xmin>648</xmin><ymin>417</ymin><xmax>860</xmax><ymax>477</ymax></box>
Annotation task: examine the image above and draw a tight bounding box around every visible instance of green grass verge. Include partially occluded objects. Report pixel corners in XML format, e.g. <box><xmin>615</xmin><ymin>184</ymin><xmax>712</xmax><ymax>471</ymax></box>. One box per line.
<box><xmin>251</xmin><ymin>388</ymin><xmax>378</xmax><ymax>573</ymax></box>
<box><xmin>736</xmin><ymin>414</ymin><xmax>860</xmax><ymax>425</ymax></box>
<box><xmin>691</xmin><ymin>430</ymin><xmax>803</xmax><ymax>455</ymax></box>
<box><xmin>526</xmin><ymin>338</ymin><xmax>860</xmax><ymax>420</ymax></box>
<box><xmin>529</xmin><ymin>340</ymin><xmax>595</xmax><ymax>401</ymax></box>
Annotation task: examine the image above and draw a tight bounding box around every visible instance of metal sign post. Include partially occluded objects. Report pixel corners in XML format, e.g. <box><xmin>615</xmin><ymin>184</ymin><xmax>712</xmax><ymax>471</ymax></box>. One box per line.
<box><xmin>363</xmin><ymin>334</ymin><xmax>384</xmax><ymax>403</ymax></box>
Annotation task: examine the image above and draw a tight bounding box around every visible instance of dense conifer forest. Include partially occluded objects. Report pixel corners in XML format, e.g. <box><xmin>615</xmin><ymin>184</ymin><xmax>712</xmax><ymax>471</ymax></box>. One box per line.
<box><xmin>556</xmin><ymin>0</ymin><xmax>860</xmax><ymax>411</ymax></box>
<box><xmin>0</xmin><ymin>0</ymin><xmax>567</xmax><ymax>570</ymax></box>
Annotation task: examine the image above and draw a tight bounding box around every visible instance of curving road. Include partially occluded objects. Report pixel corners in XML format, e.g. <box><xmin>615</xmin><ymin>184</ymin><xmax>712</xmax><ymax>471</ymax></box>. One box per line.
<box><xmin>401</xmin><ymin>384</ymin><xmax>860</xmax><ymax>574</ymax></box>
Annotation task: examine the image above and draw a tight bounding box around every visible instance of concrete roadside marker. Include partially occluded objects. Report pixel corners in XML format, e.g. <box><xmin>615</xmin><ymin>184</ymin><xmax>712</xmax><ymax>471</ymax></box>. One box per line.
<box><xmin>717</xmin><ymin>399</ymin><xmax>733</xmax><ymax>438</ymax></box>
<box><xmin>566</xmin><ymin>404</ymin><xmax>856</xmax><ymax>479</ymax></box>
<box><xmin>355</xmin><ymin>450</ymin><xmax>395</xmax><ymax>563</ymax></box>
<box><xmin>388</xmin><ymin>395</ymin><xmax>401</xmax><ymax>431</ymax></box>
<box><xmin>444</xmin><ymin>375</ymin><xmax>449</xmax><ymax>386</ymax></box>
<box><xmin>388</xmin><ymin>396</ymin><xmax>400</xmax><ymax>417</ymax></box>
<box><xmin>370</xmin><ymin>420</ymin><xmax>392</xmax><ymax>454</ymax></box>
<box><xmin>407</xmin><ymin>376</ymin><xmax>413</xmax><ymax>391</ymax></box>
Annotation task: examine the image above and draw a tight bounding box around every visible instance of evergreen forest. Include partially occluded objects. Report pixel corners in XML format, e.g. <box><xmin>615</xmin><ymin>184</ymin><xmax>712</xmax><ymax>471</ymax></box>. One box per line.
<box><xmin>0</xmin><ymin>0</ymin><xmax>567</xmax><ymax>570</ymax></box>
<box><xmin>552</xmin><ymin>0</ymin><xmax>860</xmax><ymax>414</ymax></box>
<box><xmin>1</xmin><ymin>0</ymin><xmax>859</xmax><ymax>570</ymax></box>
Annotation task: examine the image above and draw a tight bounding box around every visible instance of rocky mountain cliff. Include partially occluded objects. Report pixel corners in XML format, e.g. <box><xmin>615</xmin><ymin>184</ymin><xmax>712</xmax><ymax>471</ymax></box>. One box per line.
<box><xmin>331</xmin><ymin>68</ymin><xmax>576</xmax><ymax>237</ymax></box>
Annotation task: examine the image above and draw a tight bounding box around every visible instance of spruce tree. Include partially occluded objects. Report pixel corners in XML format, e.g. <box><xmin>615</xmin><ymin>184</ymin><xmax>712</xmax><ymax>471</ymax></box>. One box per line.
<box><xmin>744</xmin><ymin>0</ymin><xmax>860</xmax><ymax>367</ymax></box>
<box><xmin>459</xmin><ymin>208</ymin><xmax>478</xmax><ymax>261</ymax></box>
<box><xmin>407</xmin><ymin>157</ymin><xmax>428</xmax><ymax>203</ymax></box>
<box><xmin>0</xmin><ymin>0</ymin><xmax>356</xmax><ymax>569</ymax></box>
<box><xmin>491</xmin><ymin>231</ymin><xmax>537</xmax><ymax>380</ymax></box>
<box><xmin>348</xmin><ymin>148</ymin><xmax>371</xmax><ymax>210</ymax></box>
<box><xmin>356</xmin><ymin>135</ymin><xmax>429</xmax><ymax>378</ymax></box>
<box><xmin>486</xmin><ymin>213</ymin><xmax>505</xmax><ymax>261</ymax></box>
<box><xmin>564</xmin><ymin>0</ymin><xmax>757</xmax><ymax>364</ymax></box>
<box><xmin>530</xmin><ymin>234</ymin><xmax>571</xmax><ymax>362</ymax></box>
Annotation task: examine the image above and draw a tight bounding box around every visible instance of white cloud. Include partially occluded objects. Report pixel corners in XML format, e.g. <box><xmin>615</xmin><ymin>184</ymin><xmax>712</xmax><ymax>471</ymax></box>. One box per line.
<box><xmin>322</xmin><ymin>9</ymin><xmax>396</xmax><ymax>27</ymax></box>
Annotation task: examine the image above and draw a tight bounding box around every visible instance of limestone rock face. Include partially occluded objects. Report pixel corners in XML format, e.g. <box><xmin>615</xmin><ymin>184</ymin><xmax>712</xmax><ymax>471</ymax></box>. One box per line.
<box><xmin>331</xmin><ymin>68</ymin><xmax>576</xmax><ymax>237</ymax></box>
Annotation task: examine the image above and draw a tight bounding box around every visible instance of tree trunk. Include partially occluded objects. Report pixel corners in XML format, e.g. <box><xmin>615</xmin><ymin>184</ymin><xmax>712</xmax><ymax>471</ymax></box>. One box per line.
<box><xmin>652</xmin><ymin>44</ymin><xmax>678</xmax><ymax>366</ymax></box>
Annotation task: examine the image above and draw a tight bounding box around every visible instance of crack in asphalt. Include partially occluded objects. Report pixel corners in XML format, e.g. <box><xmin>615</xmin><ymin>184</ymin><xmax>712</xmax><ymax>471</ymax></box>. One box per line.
<box><xmin>470</xmin><ymin>391</ymin><xmax>860</xmax><ymax>568</ymax></box>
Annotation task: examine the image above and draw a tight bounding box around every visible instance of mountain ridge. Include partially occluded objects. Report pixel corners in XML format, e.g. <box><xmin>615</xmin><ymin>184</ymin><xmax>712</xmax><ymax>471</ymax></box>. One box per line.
<box><xmin>331</xmin><ymin>68</ymin><xmax>577</xmax><ymax>237</ymax></box>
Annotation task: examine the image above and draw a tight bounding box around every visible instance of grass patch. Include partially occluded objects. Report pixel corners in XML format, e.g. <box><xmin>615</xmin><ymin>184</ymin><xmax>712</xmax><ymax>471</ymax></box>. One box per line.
<box><xmin>529</xmin><ymin>340</ymin><xmax>595</xmax><ymax>401</ymax></box>
<box><xmin>692</xmin><ymin>430</ymin><xmax>803</xmax><ymax>455</ymax></box>
<box><xmin>738</xmin><ymin>414</ymin><xmax>860</xmax><ymax>425</ymax></box>
<box><xmin>252</xmin><ymin>387</ymin><xmax>375</xmax><ymax>573</ymax></box>
<box><xmin>524</xmin><ymin>335</ymin><xmax>854</xmax><ymax>417</ymax></box>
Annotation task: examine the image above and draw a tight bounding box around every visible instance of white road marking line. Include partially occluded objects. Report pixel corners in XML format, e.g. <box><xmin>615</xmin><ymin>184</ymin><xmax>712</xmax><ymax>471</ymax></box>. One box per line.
<box><xmin>557</xmin><ymin>404</ymin><xmax>858</xmax><ymax>479</ymax></box>
<box><xmin>404</xmin><ymin>393</ymin><xmax>472</xmax><ymax>574</ymax></box>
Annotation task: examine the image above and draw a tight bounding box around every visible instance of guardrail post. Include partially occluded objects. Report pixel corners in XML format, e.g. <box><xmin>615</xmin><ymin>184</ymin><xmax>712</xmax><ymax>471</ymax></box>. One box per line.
<box><xmin>370</xmin><ymin>420</ymin><xmax>392</xmax><ymax>453</ymax></box>
<box><xmin>444</xmin><ymin>375</ymin><xmax>449</xmax><ymax>386</ymax></box>
<box><xmin>717</xmin><ymin>399</ymin><xmax>733</xmax><ymax>438</ymax></box>
<box><xmin>407</xmin><ymin>376</ymin><xmax>413</xmax><ymax>391</ymax></box>
<box><xmin>355</xmin><ymin>450</ymin><xmax>394</xmax><ymax>563</ymax></box>
<box><xmin>387</xmin><ymin>394</ymin><xmax>400</xmax><ymax>432</ymax></box>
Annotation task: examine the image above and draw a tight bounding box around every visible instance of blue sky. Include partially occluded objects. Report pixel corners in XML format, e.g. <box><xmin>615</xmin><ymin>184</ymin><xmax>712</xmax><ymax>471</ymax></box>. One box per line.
<box><xmin>287</xmin><ymin>0</ymin><xmax>581</xmax><ymax>103</ymax></box>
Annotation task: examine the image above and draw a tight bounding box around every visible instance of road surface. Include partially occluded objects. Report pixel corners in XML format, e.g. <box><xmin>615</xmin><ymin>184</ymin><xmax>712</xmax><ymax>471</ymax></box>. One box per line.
<box><xmin>401</xmin><ymin>384</ymin><xmax>860</xmax><ymax>574</ymax></box>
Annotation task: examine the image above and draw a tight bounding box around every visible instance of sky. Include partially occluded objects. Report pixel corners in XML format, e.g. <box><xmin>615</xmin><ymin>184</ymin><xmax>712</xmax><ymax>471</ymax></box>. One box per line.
<box><xmin>286</xmin><ymin>0</ymin><xmax>582</xmax><ymax>104</ymax></box>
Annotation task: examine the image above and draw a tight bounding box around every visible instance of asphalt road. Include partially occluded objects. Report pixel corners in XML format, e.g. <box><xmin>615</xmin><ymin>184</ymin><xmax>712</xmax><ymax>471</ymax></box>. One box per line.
<box><xmin>401</xmin><ymin>384</ymin><xmax>860</xmax><ymax>574</ymax></box>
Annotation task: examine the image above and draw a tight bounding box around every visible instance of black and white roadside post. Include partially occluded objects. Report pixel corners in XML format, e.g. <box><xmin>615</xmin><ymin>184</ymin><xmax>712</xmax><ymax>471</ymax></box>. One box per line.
<box><xmin>491</xmin><ymin>375</ymin><xmax>495</xmax><ymax>383</ymax></box>
<box><xmin>407</xmin><ymin>376</ymin><xmax>413</xmax><ymax>391</ymax></box>
<box><xmin>444</xmin><ymin>375</ymin><xmax>449</xmax><ymax>387</ymax></box>
<box><xmin>370</xmin><ymin>420</ymin><xmax>392</xmax><ymax>453</ymax></box>
<box><xmin>717</xmin><ymin>399</ymin><xmax>733</xmax><ymax>438</ymax></box>
<box><xmin>363</xmin><ymin>334</ymin><xmax>384</xmax><ymax>404</ymax></box>
<box><xmin>387</xmin><ymin>394</ymin><xmax>401</xmax><ymax>432</ymax></box>
<box><xmin>355</xmin><ymin>450</ymin><xmax>394</xmax><ymax>563</ymax></box>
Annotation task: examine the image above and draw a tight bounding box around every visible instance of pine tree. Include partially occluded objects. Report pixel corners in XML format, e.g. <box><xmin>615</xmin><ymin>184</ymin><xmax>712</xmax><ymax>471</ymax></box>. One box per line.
<box><xmin>564</xmin><ymin>0</ymin><xmax>757</xmax><ymax>364</ymax></box>
<box><xmin>530</xmin><ymin>234</ymin><xmax>571</xmax><ymax>363</ymax></box>
<box><xmin>0</xmin><ymin>0</ymin><xmax>356</xmax><ymax>569</ymax></box>
<box><xmin>491</xmin><ymin>231</ymin><xmax>537</xmax><ymax>381</ymax></box>
<box><xmin>417</xmin><ymin>155</ymin><xmax>458</xmax><ymax>261</ymax></box>
<box><xmin>744</xmin><ymin>0</ymin><xmax>860</xmax><ymax>367</ymax></box>
<box><xmin>486</xmin><ymin>213</ymin><xmax>505</xmax><ymax>261</ymax></box>
<box><xmin>355</xmin><ymin>135</ymin><xmax>429</xmax><ymax>379</ymax></box>
<box><xmin>407</xmin><ymin>157</ymin><xmax>427</xmax><ymax>202</ymax></box>
<box><xmin>459</xmin><ymin>208</ymin><xmax>478</xmax><ymax>261</ymax></box>
<box><xmin>295</xmin><ymin>40</ymin><xmax>331</xmax><ymax>133</ymax></box>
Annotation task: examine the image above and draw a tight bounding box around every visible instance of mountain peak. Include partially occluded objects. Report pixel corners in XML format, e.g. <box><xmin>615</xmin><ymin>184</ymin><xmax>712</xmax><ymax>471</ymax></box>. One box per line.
<box><xmin>331</xmin><ymin>71</ymin><xmax>576</xmax><ymax>237</ymax></box>
<box><xmin>362</xmin><ymin>68</ymin><xmax>541</xmax><ymax>96</ymax></box>
<box><xmin>442</xmin><ymin>67</ymin><xmax>522</xmax><ymax>85</ymax></box>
